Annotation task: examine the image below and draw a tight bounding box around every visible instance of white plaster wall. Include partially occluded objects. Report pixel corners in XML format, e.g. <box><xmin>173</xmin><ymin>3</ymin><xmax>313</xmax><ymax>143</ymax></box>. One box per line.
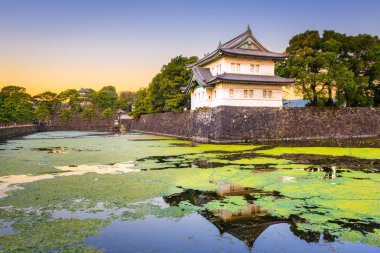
<box><xmin>204</xmin><ymin>57</ymin><xmax>275</xmax><ymax>76</ymax></box>
<box><xmin>191</xmin><ymin>86</ymin><xmax>214</xmax><ymax>110</ymax></box>
<box><xmin>191</xmin><ymin>83</ymin><xmax>284</xmax><ymax>109</ymax></box>
<box><xmin>207</xmin><ymin>58</ymin><xmax>226</xmax><ymax>76</ymax></box>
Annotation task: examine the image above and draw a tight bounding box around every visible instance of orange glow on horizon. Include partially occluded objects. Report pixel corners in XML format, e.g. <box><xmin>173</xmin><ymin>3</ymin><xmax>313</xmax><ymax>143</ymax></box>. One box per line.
<box><xmin>0</xmin><ymin>65</ymin><xmax>154</xmax><ymax>95</ymax></box>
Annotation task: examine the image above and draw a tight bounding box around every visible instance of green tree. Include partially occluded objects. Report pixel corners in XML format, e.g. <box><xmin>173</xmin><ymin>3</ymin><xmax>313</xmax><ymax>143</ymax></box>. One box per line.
<box><xmin>131</xmin><ymin>55</ymin><xmax>197</xmax><ymax>117</ymax></box>
<box><xmin>0</xmin><ymin>86</ymin><xmax>34</xmax><ymax>124</ymax></box>
<box><xmin>276</xmin><ymin>30</ymin><xmax>330</xmax><ymax>105</ymax></box>
<box><xmin>95</xmin><ymin>86</ymin><xmax>118</xmax><ymax>110</ymax></box>
<box><xmin>59</xmin><ymin>109</ymin><xmax>74</xmax><ymax>124</ymax></box>
<box><xmin>278</xmin><ymin>30</ymin><xmax>380</xmax><ymax>107</ymax></box>
<box><xmin>58</xmin><ymin>89</ymin><xmax>81</xmax><ymax>112</ymax></box>
<box><xmin>35</xmin><ymin>106</ymin><xmax>51</xmax><ymax>122</ymax></box>
<box><xmin>81</xmin><ymin>105</ymin><xmax>97</xmax><ymax>122</ymax></box>
<box><xmin>101</xmin><ymin>108</ymin><xmax>114</xmax><ymax>127</ymax></box>
<box><xmin>33</xmin><ymin>91</ymin><xmax>60</xmax><ymax>115</ymax></box>
<box><xmin>117</xmin><ymin>91</ymin><xmax>135</xmax><ymax>112</ymax></box>
<box><xmin>130</xmin><ymin>88</ymin><xmax>148</xmax><ymax>119</ymax></box>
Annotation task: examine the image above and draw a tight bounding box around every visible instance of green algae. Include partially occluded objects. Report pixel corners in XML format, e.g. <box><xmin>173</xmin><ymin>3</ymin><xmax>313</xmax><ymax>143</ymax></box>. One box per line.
<box><xmin>0</xmin><ymin>218</ymin><xmax>108</xmax><ymax>252</ymax></box>
<box><xmin>0</xmin><ymin>133</ymin><xmax>257</xmax><ymax>177</ymax></box>
<box><xmin>257</xmin><ymin>147</ymin><xmax>380</xmax><ymax>159</ymax></box>
<box><xmin>203</xmin><ymin>196</ymin><xmax>249</xmax><ymax>213</ymax></box>
<box><xmin>121</xmin><ymin>203</ymin><xmax>194</xmax><ymax>221</ymax></box>
<box><xmin>0</xmin><ymin>172</ymin><xmax>181</xmax><ymax>209</ymax></box>
<box><xmin>1</xmin><ymin>132</ymin><xmax>380</xmax><ymax>250</ymax></box>
<box><xmin>230</xmin><ymin>157</ymin><xmax>292</xmax><ymax>165</ymax></box>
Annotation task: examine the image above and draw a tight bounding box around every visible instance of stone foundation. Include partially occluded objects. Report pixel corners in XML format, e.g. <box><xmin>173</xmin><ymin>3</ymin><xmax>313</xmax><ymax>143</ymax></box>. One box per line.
<box><xmin>131</xmin><ymin>106</ymin><xmax>380</xmax><ymax>143</ymax></box>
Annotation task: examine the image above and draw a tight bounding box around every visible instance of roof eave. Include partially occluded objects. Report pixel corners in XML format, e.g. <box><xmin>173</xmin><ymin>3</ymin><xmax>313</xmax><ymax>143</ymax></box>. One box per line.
<box><xmin>209</xmin><ymin>79</ymin><xmax>294</xmax><ymax>86</ymax></box>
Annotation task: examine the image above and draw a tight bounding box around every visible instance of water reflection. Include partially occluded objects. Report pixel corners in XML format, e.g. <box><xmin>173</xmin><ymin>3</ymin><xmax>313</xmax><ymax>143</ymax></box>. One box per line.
<box><xmin>164</xmin><ymin>183</ymin><xmax>288</xmax><ymax>248</ymax></box>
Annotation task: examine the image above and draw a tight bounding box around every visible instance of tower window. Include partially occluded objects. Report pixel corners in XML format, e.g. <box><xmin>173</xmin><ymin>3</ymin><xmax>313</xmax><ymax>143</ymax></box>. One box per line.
<box><xmin>237</xmin><ymin>63</ymin><xmax>241</xmax><ymax>71</ymax></box>
<box><xmin>250</xmin><ymin>64</ymin><xmax>255</xmax><ymax>72</ymax></box>
<box><xmin>229</xmin><ymin>89</ymin><xmax>234</xmax><ymax>97</ymax></box>
<box><xmin>249</xmin><ymin>90</ymin><xmax>254</xmax><ymax>98</ymax></box>
<box><xmin>256</xmin><ymin>65</ymin><xmax>260</xmax><ymax>73</ymax></box>
<box><xmin>263</xmin><ymin>90</ymin><xmax>267</xmax><ymax>98</ymax></box>
<box><xmin>231</xmin><ymin>63</ymin><xmax>235</xmax><ymax>71</ymax></box>
<box><xmin>244</xmin><ymin>90</ymin><xmax>248</xmax><ymax>98</ymax></box>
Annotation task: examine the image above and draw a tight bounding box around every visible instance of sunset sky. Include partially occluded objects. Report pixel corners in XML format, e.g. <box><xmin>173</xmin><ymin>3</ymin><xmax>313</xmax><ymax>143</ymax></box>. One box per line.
<box><xmin>1</xmin><ymin>0</ymin><xmax>379</xmax><ymax>95</ymax></box>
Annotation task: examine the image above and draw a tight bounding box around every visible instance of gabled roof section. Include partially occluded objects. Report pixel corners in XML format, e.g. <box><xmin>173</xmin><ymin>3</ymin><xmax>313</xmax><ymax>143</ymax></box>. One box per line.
<box><xmin>221</xmin><ymin>25</ymin><xmax>269</xmax><ymax>52</ymax></box>
<box><xmin>193</xmin><ymin>67</ymin><xmax>214</xmax><ymax>86</ymax></box>
<box><xmin>188</xmin><ymin>26</ymin><xmax>288</xmax><ymax>68</ymax></box>
<box><xmin>185</xmin><ymin>67</ymin><xmax>214</xmax><ymax>93</ymax></box>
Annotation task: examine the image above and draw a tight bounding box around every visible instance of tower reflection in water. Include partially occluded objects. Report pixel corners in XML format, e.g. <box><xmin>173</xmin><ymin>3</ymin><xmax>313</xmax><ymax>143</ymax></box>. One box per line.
<box><xmin>164</xmin><ymin>182</ymin><xmax>286</xmax><ymax>248</ymax></box>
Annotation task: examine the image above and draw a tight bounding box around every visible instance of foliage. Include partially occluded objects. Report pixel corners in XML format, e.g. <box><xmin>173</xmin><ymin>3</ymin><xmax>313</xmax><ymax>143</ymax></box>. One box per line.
<box><xmin>81</xmin><ymin>104</ymin><xmax>98</xmax><ymax>122</ymax></box>
<box><xmin>95</xmin><ymin>86</ymin><xmax>118</xmax><ymax>110</ymax></box>
<box><xmin>117</xmin><ymin>91</ymin><xmax>135</xmax><ymax>112</ymax></box>
<box><xmin>35</xmin><ymin>105</ymin><xmax>51</xmax><ymax>122</ymax></box>
<box><xmin>131</xmin><ymin>55</ymin><xmax>198</xmax><ymax>118</ymax></box>
<box><xmin>0</xmin><ymin>85</ymin><xmax>135</xmax><ymax>124</ymax></box>
<box><xmin>0</xmin><ymin>85</ymin><xmax>34</xmax><ymax>124</ymax></box>
<box><xmin>33</xmin><ymin>91</ymin><xmax>60</xmax><ymax>114</ymax></box>
<box><xmin>277</xmin><ymin>30</ymin><xmax>380</xmax><ymax>106</ymax></box>
<box><xmin>59</xmin><ymin>109</ymin><xmax>74</xmax><ymax>123</ymax></box>
<box><xmin>101</xmin><ymin>108</ymin><xmax>114</xmax><ymax>126</ymax></box>
<box><xmin>58</xmin><ymin>89</ymin><xmax>81</xmax><ymax>112</ymax></box>
<box><xmin>130</xmin><ymin>88</ymin><xmax>148</xmax><ymax>119</ymax></box>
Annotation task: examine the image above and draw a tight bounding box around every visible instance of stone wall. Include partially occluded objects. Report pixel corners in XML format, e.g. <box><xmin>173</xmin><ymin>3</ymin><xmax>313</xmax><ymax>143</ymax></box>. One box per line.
<box><xmin>131</xmin><ymin>106</ymin><xmax>380</xmax><ymax>143</ymax></box>
<box><xmin>0</xmin><ymin>125</ymin><xmax>37</xmax><ymax>140</ymax></box>
<box><xmin>131</xmin><ymin>111</ymin><xmax>193</xmax><ymax>139</ymax></box>
<box><xmin>40</xmin><ymin>113</ymin><xmax>119</xmax><ymax>132</ymax></box>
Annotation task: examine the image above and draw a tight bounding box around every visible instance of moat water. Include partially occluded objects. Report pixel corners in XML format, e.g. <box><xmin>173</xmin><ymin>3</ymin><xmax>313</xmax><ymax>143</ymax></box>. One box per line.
<box><xmin>0</xmin><ymin>131</ymin><xmax>379</xmax><ymax>252</ymax></box>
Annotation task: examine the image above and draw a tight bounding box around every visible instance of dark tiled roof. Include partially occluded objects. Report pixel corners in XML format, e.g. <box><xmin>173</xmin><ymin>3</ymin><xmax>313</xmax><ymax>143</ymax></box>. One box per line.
<box><xmin>190</xmin><ymin>66</ymin><xmax>294</xmax><ymax>89</ymax></box>
<box><xmin>78</xmin><ymin>88</ymin><xmax>91</xmax><ymax>93</ymax></box>
<box><xmin>220</xmin><ymin>48</ymin><xmax>287</xmax><ymax>59</ymax></box>
<box><xmin>193</xmin><ymin>67</ymin><xmax>214</xmax><ymax>85</ymax></box>
<box><xmin>220</xmin><ymin>26</ymin><xmax>268</xmax><ymax>52</ymax></box>
<box><xmin>209</xmin><ymin>73</ymin><xmax>295</xmax><ymax>85</ymax></box>
<box><xmin>189</xmin><ymin>27</ymin><xmax>287</xmax><ymax>67</ymax></box>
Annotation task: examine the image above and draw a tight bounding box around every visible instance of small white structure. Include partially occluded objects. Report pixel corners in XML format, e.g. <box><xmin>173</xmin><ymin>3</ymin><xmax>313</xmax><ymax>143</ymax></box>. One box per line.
<box><xmin>186</xmin><ymin>26</ymin><xmax>294</xmax><ymax>110</ymax></box>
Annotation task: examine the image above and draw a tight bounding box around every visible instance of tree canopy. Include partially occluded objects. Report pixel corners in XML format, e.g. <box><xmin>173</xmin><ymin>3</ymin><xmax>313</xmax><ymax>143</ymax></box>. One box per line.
<box><xmin>277</xmin><ymin>30</ymin><xmax>380</xmax><ymax>106</ymax></box>
<box><xmin>0</xmin><ymin>85</ymin><xmax>135</xmax><ymax>125</ymax></box>
<box><xmin>131</xmin><ymin>55</ymin><xmax>197</xmax><ymax>118</ymax></box>
<box><xmin>0</xmin><ymin>86</ymin><xmax>34</xmax><ymax>124</ymax></box>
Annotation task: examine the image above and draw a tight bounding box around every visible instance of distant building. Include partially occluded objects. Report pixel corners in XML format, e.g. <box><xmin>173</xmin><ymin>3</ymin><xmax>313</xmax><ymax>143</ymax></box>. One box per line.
<box><xmin>78</xmin><ymin>88</ymin><xmax>92</xmax><ymax>97</ymax></box>
<box><xmin>185</xmin><ymin>26</ymin><xmax>294</xmax><ymax>110</ymax></box>
<box><xmin>78</xmin><ymin>88</ymin><xmax>93</xmax><ymax>108</ymax></box>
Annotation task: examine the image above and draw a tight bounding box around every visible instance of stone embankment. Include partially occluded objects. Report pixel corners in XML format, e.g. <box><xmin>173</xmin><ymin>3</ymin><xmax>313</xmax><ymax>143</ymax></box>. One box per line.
<box><xmin>131</xmin><ymin>106</ymin><xmax>380</xmax><ymax>143</ymax></box>
<box><xmin>0</xmin><ymin>125</ymin><xmax>38</xmax><ymax>140</ymax></box>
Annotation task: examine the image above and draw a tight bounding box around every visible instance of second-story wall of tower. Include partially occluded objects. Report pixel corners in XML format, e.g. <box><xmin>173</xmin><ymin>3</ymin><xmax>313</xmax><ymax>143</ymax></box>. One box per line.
<box><xmin>204</xmin><ymin>57</ymin><xmax>275</xmax><ymax>76</ymax></box>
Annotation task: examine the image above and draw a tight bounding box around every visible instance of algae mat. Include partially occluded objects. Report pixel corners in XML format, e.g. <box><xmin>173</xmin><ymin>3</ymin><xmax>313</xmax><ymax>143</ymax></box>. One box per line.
<box><xmin>0</xmin><ymin>131</ymin><xmax>379</xmax><ymax>253</ymax></box>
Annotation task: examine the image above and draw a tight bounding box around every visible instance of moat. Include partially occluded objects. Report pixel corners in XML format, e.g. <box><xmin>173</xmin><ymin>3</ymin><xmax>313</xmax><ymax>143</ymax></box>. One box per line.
<box><xmin>0</xmin><ymin>131</ymin><xmax>379</xmax><ymax>252</ymax></box>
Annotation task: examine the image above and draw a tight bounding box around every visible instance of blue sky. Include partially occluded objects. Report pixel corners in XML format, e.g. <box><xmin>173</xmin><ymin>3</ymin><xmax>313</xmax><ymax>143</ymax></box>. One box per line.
<box><xmin>0</xmin><ymin>0</ymin><xmax>379</xmax><ymax>94</ymax></box>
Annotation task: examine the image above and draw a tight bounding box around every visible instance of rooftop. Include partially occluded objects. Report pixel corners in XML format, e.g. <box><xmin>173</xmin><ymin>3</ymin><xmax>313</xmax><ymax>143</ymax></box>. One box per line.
<box><xmin>190</xmin><ymin>66</ymin><xmax>294</xmax><ymax>89</ymax></box>
<box><xmin>189</xmin><ymin>26</ymin><xmax>288</xmax><ymax>68</ymax></box>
